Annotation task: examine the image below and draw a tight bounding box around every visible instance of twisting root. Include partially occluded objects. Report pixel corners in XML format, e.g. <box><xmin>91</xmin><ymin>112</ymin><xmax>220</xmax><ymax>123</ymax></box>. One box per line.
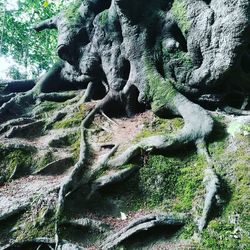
<box><xmin>88</xmin><ymin>165</ymin><xmax>140</xmax><ymax>200</ymax></box>
<box><xmin>55</xmin><ymin>122</ymin><xmax>88</xmax><ymax>248</ymax></box>
<box><xmin>101</xmin><ymin>214</ymin><xmax>185</xmax><ymax>249</ymax></box>
<box><xmin>54</xmin><ymin>93</ymin><xmax>118</xmax><ymax>248</ymax></box>
<box><xmin>105</xmin><ymin>92</ymin><xmax>220</xmax><ymax>231</ymax></box>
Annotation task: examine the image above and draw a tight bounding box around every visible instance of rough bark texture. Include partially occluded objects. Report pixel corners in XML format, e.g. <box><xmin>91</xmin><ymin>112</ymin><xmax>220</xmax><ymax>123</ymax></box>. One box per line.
<box><xmin>0</xmin><ymin>0</ymin><xmax>250</xmax><ymax>249</ymax></box>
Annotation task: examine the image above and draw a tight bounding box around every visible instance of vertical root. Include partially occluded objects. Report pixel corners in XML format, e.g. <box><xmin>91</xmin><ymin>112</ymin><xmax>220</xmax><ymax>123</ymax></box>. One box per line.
<box><xmin>55</xmin><ymin>123</ymin><xmax>88</xmax><ymax>248</ymax></box>
<box><xmin>196</xmin><ymin>139</ymin><xmax>220</xmax><ymax>232</ymax></box>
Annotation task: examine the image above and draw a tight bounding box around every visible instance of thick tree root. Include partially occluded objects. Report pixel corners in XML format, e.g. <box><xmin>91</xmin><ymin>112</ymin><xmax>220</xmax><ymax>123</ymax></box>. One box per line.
<box><xmin>100</xmin><ymin>214</ymin><xmax>185</xmax><ymax>250</ymax></box>
<box><xmin>198</xmin><ymin>167</ymin><xmax>220</xmax><ymax>231</ymax></box>
<box><xmin>88</xmin><ymin>165</ymin><xmax>140</xmax><ymax>199</ymax></box>
<box><xmin>5</xmin><ymin>120</ymin><xmax>45</xmax><ymax>138</ymax></box>
<box><xmin>55</xmin><ymin>123</ymin><xmax>88</xmax><ymax>248</ymax></box>
<box><xmin>38</xmin><ymin>92</ymin><xmax>77</xmax><ymax>102</ymax></box>
<box><xmin>0</xmin><ymin>203</ymin><xmax>29</xmax><ymax>222</ymax></box>
<box><xmin>1</xmin><ymin>142</ymin><xmax>37</xmax><ymax>152</ymax></box>
<box><xmin>33</xmin><ymin>157</ymin><xmax>73</xmax><ymax>175</ymax></box>
<box><xmin>1</xmin><ymin>238</ymin><xmax>84</xmax><ymax>250</ymax></box>
<box><xmin>0</xmin><ymin>117</ymin><xmax>36</xmax><ymax>134</ymax></box>
<box><xmin>108</xmin><ymin>94</ymin><xmax>213</xmax><ymax>167</ymax></box>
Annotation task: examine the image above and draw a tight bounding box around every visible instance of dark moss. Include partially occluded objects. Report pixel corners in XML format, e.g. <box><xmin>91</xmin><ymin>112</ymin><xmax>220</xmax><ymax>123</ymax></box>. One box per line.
<box><xmin>0</xmin><ymin>146</ymin><xmax>33</xmax><ymax>182</ymax></box>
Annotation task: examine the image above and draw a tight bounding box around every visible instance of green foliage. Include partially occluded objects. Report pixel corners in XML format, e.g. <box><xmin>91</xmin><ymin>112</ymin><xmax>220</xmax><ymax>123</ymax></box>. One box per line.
<box><xmin>0</xmin><ymin>0</ymin><xmax>79</xmax><ymax>79</ymax></box>
<box><xmin>0</xmin><ymin>0</ymin><xmax>63</xmax><ymax>78</ymax></box>
<box><xmin>64</xmin><ymin>0</ymin><xmax>82</xmax><ymax>24</ymax></box>
<box><xmin>171</xmin><ymin>0</ymin><xmax>190</xmax><ymax>34</ymax></box>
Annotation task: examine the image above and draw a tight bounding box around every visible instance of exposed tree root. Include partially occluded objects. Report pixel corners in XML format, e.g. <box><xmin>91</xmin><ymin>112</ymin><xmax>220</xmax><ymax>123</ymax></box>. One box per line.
<box><xmin>38</xmin><ymin>92</ymin><xmax>77</xmax><ymax>102</ymax></box>
<box><xmin>198</xmin><ymin>167</ymin><xmax>220</xmax><ymax>231</ymax></box>
<box><xmin>1</xmin><ymin>142</ymin><xmax>37</xmax><ymax>152</ymax></box>
<box><xmin>0</xmin><ymin>93</ymin><xmax>16</xmax><ymax>104</ymax></box>
<box><xmin>5</xmin><ymin>120</ymin><xmax>45</xmax><ymax>138</ymax></box>
<box><xmin>55</xmin><ymin>123</ymin><xmax>88</xmax><ymax>248</ymax></box>
<box><xmin>0</xmin><ymin>79</ymin><xmax>35</xmax><ymax>94</ymax></box>
<box><xmin>34</xmin><ymin>157</ymin><xmax>73</xmax><ymax>175</ymax></box>
<box><xmin>108</xmin><ymin>93</ymin><xmax>213</xmax><ymax>167</ymax></box>
<box><xmin>0</xmin><ymin>203</ymin><xmax>29</xmax><ymax>222</ymax></box>
<box><xmin>1</xmin><ymin>237</ymin><xmax>84</xmax><ymax>250</ymax></box>
<box><xmin>0</xmin><ymin>117</ymin><xmax>36</xmax><ymax>134</ymax></box>
<box><xmin>88</xmin><ymin>165</ymin><xmax>140</xmax><ymax>200</ymax></box>
<box><xmin>62</xmin><ymin>218</ymin><xmax>108</xmax><ymax>233</ymax></box>
<box><xmin>221</xmin><ymin>106</ymin><xmax>250</xmax><ymax>116</ymax></box>
<box><xmin>100</xmin><ymin>214</ymin><xmax>185</xmax><ymax>250</ymax></box>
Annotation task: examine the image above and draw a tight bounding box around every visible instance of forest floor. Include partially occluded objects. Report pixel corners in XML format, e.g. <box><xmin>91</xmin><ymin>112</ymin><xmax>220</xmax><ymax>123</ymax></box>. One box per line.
<box><xmin>0</xmin><ymin>91</ymin><xmax>249</xmax><ymax>249</ymax></box>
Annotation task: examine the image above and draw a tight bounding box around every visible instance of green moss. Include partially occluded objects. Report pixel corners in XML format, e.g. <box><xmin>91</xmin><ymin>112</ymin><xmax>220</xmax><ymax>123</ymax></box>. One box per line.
<box><xmin>53</xmin><ymin>111</ymin><xmax>84</xmax><ymax>129</ymax></box>
<box><xmin>171</xmin><ymin>0</ymin><xmax>190</xmax><ymax>34</ymax></box>
<box><xmin>0</xmin><ymin>146</ymin><xmax>34</xmax><ymax>182</ymax></box>
<box><xmin>34</xmin><ymin>151</ymin><xmax>56</xmax><ymax>172</ymax></box>
<box><xmin>137</xmin><ymin>154</ymin><xmax>205</xmax><ymax>210</ymax></box>
<box><xmin>198</xmin><ymin>129</ymin><xmax>250</xmax><ymax>249</ymax></box>
<box><xmin>104</xmin><ymin>149</ymin><xmax>205</xmax><ymax>214</ymax></box>
<box><xmin>13</xmin><ymin>208</ymin><xmax>56</xmax><ymax>241</ymax></box>
<box><xmin>71</xmin><ymin>137</ymin><xmax>81</xmax><ymax>162</ymax></box>
<box><xmin>99</xmin><ymin>9</ymin><xmax>109</xmax><ymax>26</ymax></box>
<box><xmin>134</xmin><ymin>116</ymin><xmax>184</xmax><ymax>143</ymax></box>
<box><xmin>64</xmin><ymin>0</ymin><xmax>82</xmax><ymax>23</ymax></box>
<box><xmin>144</xmin><ymin>58</ymin><xmax>177</xmax><ymax>112</ymax></box>
<box><xmin>35</xmin><ymin>101</ymin><xmax>61</xmax><ymax>115</ymax></box>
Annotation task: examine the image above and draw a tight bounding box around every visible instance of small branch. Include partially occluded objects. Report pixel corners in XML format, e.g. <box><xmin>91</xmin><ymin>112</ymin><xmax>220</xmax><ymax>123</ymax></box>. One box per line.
<box><xmin>32</xmin><ymin>16</ymin><xmax>58</xmax><ymax>32</ymax></box>
<box><xmin>101</xmin><ymin>111</ymin><xmax>119</xmax><ymax>126</ymax></box>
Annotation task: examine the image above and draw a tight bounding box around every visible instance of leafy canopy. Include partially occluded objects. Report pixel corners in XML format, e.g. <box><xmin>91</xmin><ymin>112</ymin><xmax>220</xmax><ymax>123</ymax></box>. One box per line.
<box><xmin>0</xmin><ymin>0</ymin><xmax>75</xmax><ymax>79</ymax></box>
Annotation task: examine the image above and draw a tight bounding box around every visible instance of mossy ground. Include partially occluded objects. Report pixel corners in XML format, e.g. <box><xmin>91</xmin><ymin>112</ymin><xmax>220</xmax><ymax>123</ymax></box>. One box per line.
<box><xmin>12</xmin><ymin>206</ymin><xmax>56</xmax><ymax>241</ymax></box>
<box><xmin>97</xmin><ymin>113</ymin><xmax>249</xmax><ymax>249</ymax></box>
<box><xmin>0</xmin><ymin>146</ymin><xmax>34</xmax><ymax>183</ymax></box>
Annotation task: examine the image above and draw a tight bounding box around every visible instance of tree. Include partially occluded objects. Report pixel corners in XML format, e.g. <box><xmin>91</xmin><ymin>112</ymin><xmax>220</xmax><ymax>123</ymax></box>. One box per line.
<box><xmin>0</xmin><ymin>0</ymin><xmax>249</xmax><ymax>249</ymax></box>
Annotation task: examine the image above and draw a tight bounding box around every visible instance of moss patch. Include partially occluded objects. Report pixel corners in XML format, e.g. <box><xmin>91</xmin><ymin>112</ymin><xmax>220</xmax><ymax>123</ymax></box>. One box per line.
<box><xmin>33</xmin><ymin>151</ymin><xmax>56</xmax><ymax>173</ymax></box>
<box><xmin>99</xmin><ymin>9</ymin><xmax>109</xmax><ymax>26</ymax></box>
<box><xmin>145</xmin><ymin>60</ymin><xmax>177</xmax><ymax>112</ymax></box>
<box><xmin>134</xmin><ymin>116</ymin><xmax>184</xmax><ymax>143</ymax></box>
<box><xmin>13</xmin><ymin>207</ymin><xmax>56</xmax><ymax>241</ymax></box>
<box><xmin>53</xmin><ymin>109</ymin><xmax>85</xmax><ymax>129</ymax></box>
<box><xmin>0</xmin><ymin>146</ymin><xmax>34</xmax><ymax>182</ymax></box>
<box><xmin>171</xmin><ymin>0</ymin><xmax>190</xmax><ymax>34</ymax></box>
